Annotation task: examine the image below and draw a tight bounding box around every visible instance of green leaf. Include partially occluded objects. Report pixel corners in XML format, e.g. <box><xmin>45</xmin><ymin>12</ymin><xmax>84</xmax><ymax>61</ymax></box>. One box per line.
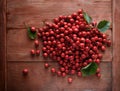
<box><xmin>83</xmin><ymin>12</ymin><xmax>92</xmax><ymax>24</ymax></box>
<box><xmin>97</xmin><ymin>20</ymin><xmax>110</xmax><ymax>32</ymax></box>
<box><xmin>81</xmin><ymin>62</ymin><xmax>98</xmax><ymax>77</ymax></box>
<box><xmin>27</xmin><ymin>27</ymin><xmax>36</xmax><ymax>40</ymax></box>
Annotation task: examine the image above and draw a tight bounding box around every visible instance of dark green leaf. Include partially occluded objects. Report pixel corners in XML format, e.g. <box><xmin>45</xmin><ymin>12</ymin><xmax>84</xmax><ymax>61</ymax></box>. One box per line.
<box><xmin>97</xmin><ymin>20</ymin><xmax>110</xmax><ymax>32</ymax></box>
<box><xmin>83</xmin><ymin>12</ymin><xmax>92</xmax><ymax>24</ymax></box>
<box><xmin>81</xmin><ymin>62</ymin><xmax>98</xmax><ymax>77</ymax></box>
<box><xmin>27</xmin><ymin>27</ymin><xmax>36</xmax><ymax>40</ymax></box>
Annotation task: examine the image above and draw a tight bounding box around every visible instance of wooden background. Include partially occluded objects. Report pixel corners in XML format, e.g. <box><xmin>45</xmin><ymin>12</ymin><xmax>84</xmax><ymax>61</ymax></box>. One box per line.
<box><xmin>0</xmin><ymin>0</ymin><xmax>120</xmax><ymax>91</ymax></box>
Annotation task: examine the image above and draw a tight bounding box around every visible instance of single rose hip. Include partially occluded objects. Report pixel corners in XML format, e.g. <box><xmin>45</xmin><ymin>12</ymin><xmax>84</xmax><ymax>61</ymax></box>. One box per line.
<box><xmin>44</xmin><ymin>63</ymin><xmax>49</xmax><ymax>68</ymax></box>
<box><xmin>31</xmin><ymin>49</ymin><xmax>35</xmax><ymax>55</ymax></box>
<box><xmin>62</xmin><ymin>72</ymin><xmax>66</xmax><ymax>77</ymax></box>
<box><xmin>68</xmin><ymin>77</ymin><xmax>73</xmax><ymax>83</ymax></box>
<box><xmin>60</xmin><ymin>67</ymin><xmax>65</xmax><ymax>72</ymax></box>
<box><xmin>30</xmin><ymin>27</ymin><xmax>36</xmax><ymax>33</ymax></box>
<box><xmin>98</xmin><ymin>53</ymin><xmax>103</xmax><ymax>59</ymax></box>
<box><xmin>22</xmin><ymin>68</ymin><xmax>28</xmax><ymax>75</ymax></box>
<box><xmin>51</xmin><ymin>68</ymin><xmax>56</xmax><ymax>73</ymax></box>
<box><xmin>34</xmin><ymin>40</ymin><xmax>39</xmax><ymax>47</ymax></box>
<box><xmin>96</xmin><ymin>73</ymin><xmax>101</xmax><ymax>78</ymax></box>
<box><xmin>71</xmin><ymin>70</ymin><xmax>76</xmax><ymax>75</ymax></box>
<box><xmin>95</xmin><ymin>59</ymin><xmax>100</xmax><ymax>64</ymax></box>
<box><xmin>107</xmin><ymin>40</ymin><xmax>111</xmax><ymax>47</ymax></box>
<box><xmin>101</xmin><ymin>45</ymin><xmax>106</xmax><ymax>51</ymax></box>
<box><xmin>36</xmin><ymin>49</ymin><xmax>40</xmax><ymax>56</ymax></box>
<box><xmin>96</xmin><ymin>68</ymin><xmax>100</xmax><ymax>73</ymax></box>
<box><xmin>43</xmin><ymin>52</ymin><xmax>48</xmax><ymax>58</ymax></box>
<box><xmin>77</xmin><ymin>72</ymin><xmax>82</xmax><ymax>77</ymax></box>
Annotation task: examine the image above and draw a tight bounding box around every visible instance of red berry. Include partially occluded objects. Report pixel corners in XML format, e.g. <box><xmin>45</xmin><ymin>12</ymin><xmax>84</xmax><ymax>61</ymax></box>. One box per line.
<box><xmin>23</xmin><ymin>68</ymin><xmax>28</xmax><ymax>75</ymax></box>
<box><xmin>96</xmin><ymin>73</ymin><xmax>101</xmax><ymax>78</ymax></box>
<box><xmin>96</xmin><ymin>68</ymin><xmax>100</xmax><ymax>73</ymax></box>
<box><xmin>68</xmin><ymin>77</ymin><xmax>73</xmax><ymax>83</ymax></box>
<box><xmin>60</xmin><ymin>67</ymin><xmax>65</xmax><ymax>72</ymax></box>
<box><xmin>44</xmin><ymin>63</ymin><xmax>49</xmax><ymax>68</ymax></box>
<box><xmin>34</xmin><ymin>40</ymin><xmax>39</xmax><ymax>47</ymax></box>
<box><xmin>51</xmin><ymin>68</ymin><xmax>56</xmax><ymax>73</ymax></box>
<box><xmin>95</xmin><ymin>59</ymin><xmax>100</xmax><ymax>64</ymax></box>
<box><xmin>30</xmin><ymin>27</ymin><xmax>36</xmax><ymax>33</ymax></box>
<box><xmin>36</xmin><ymin>50</ymin><xmax>40</xmax><ymax>56</ymax></box>
<box><xmin>62</xmin><ymin>72</ymin><xmax>66</xmax><ymax>77</ymax></box>
<box><xmin>57</xmin><ymin>71</ymin><xmax>61</xmax><ymax>76</ymax></box>
<box><xmin>31</xmin><ymin>49</ymin><xmax>35</xmax><ymax>55</ymax></box>
<box><xmin>101</xmin><ymin>45</ymin><xmax>106</xmax><ymax>51</ymax></box>
<box><xmin>71</xmin><ymin>70</ymin><xmax>76</xmax><ymax>75</ymax></box>
<box><xmin>43</xmin><ymin>53</ymin><xmax>48</xmax><ymax>57</ymax></box>
<box><xmin>107</xmin><ymin>40</ymin><xmax>111</xmax><ymax>47</ymax></box>
<box><xmin>77</xmin><ymin>72</ymin><xmax>82</xmax><ymax>77</ymax></box>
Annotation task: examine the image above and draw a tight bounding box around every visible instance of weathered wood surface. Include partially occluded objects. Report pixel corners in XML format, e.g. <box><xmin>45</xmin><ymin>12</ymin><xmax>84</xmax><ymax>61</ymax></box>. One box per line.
<box><xmin>0</xmin><ymin>0</ymin><xmax>6</xmax><ymax>91</ymax></box>
<box><xmin>7</xmin><ymin>62</ymin><xmax>112</xmax><ymax>91</ymax></box>
<box><xmin>112</xmin><ymin>0</ymin><xmax>120</xmax><ymax>91</ymax></box>
<box><xmin>7</xmin><ymin>0</ymin><xmax>112</xmax><ymax>62</ymax></box>
<box><xmin>3</xmin><ymin>0</ymin><xmax>118</xmax><ymax>91</ymax></box>
<box><xmin>7</xmin><ymin>0</ymin><xmax>111</xmax><ymax>28</ymax></box>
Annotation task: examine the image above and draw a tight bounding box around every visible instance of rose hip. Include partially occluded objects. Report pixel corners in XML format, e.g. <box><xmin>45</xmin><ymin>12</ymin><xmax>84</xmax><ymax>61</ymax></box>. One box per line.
<box><xmin>22</xmin><ymin>68</ymin><xmax>28</xmax><ymax>75</ymax></box>
<box><xmin>36</xmin><ymin>49</ymin><xmax>40</xmax><ymax>56</ymax></box>
<box><xmin>44</xmin><ymin>63</ymin><xmax>49</xmax><ymax>68</ymax></box>
<box><xmin>34</xmin><ymin>40</ymin><xmax>39</xmax><ymax>47</ymax></box>
<box><xmin>30</xmin><ymin>27</ymin><xmax>36</xmax><ymax>33</ymax></box>
<box><xmin>51</xmin><ymin>68</ymin><xmax>56</xmax><ymax>73</ymax></box>
<box><xmin>68</xmin><ymin>77</ymin><xmax>73</xmax><ymax>83</ymax></box>
<box><xmin>31</xmin><ymin>49</ymin><xmax>35</xmax><ymax>55</ymax></box>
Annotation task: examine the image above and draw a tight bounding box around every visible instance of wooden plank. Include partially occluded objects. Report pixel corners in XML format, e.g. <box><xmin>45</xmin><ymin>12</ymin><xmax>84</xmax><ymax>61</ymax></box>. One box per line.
<box><xmin>7</xmin><ymin>29</ymin><xmax>112</xmax><ymax>62</ymax></box>
<box><xmin>112</xmin><ymin>0</ymin><xmax>120</xmax><ymax>91</ymax></box>
<box><xmin>0</xmin><ymin>0</ymin><xmax>6</xmax><ymax>91</ymax></box>
<box><xmin>7</xmin><ymin>62</ymin><xmax>112</xmax><ymax>91</ymax></box>
<box><xmin>7</xmin><ymin>0</ymin><xmax>111</xmax><ymax>28</ymax></box>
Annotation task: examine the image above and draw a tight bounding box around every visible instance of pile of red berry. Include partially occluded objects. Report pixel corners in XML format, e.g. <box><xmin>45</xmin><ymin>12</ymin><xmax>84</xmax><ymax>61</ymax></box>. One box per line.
<box><xmin>28</xmin><ymin>9</ymin><xmax>111</xmax><ymax>83</ymax></box>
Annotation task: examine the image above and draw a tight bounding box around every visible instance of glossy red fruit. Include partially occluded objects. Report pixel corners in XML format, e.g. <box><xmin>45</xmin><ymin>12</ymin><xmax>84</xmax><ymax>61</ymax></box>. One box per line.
<box><xmin>96</xmin><ymin>73</ymin><xmax>101</xmax><ymax>78</ymax></box>
<box><xmin>30</xmin><ymin>27</ymin><xmax>36</xmax><ymax>33</ymax></box>
<box><xmin>62</xmin><ymin>72</ymin><xmax>66</xmax><ymax>77</ymax></box>
<box><xmin>57</xmin><ymin>71</ymin><xmax>61</xmax><ymax>76</ymax></box>
<box><xmin>60</xmin><ymin>67</ymin><xmax>65</xmax><ymax>72</ymax></box>
<box><xmin>68</xmin><ymin>77</ymin><xmax>73</xmax><ymax>83</ymax></box>
<box><xmin>31</xmin><ymin>49</ymin><xmax>35</xmax><ymax>55</ymax></box>
<box><xmin>51</xmin><ymin>68</ymin><xmax>56</xmax><ymax>73</ymax></box>
<box><xmin>77</xmin><ymin>72</ymin><xmax>82</xmax><ymax>77</ymax></box>
<box><xmin>44</xmin><ymin>63</ymin><xmax>49</xmax><ymax>68</ymax></box>
<box><xmin>43</xmin><ymin>53</ymin><xmax>48</xmax><ymax>57</ymax></box>
<box><xmin>95</xmin><ymin>59</ymin><xmax>100</xmax><ymax>64</ymax></box>
<box><xmin>34</xmin><ymin>40</ymin><xmax>39</xmax><ymax>47</ymax></box>
<box><xmin>92</xmin><ymin>21</ymin><xmax>97</xmax><ymax>27</ymax></box>
<box><xmin>71</xmin><ymin>70</ymin><xmax>76</xmax><ymax>75</ymax></box>
<box><xmin>101</xmin><ymin>45</ymin><xmax>106</xmax><ymax>51</ymax></box>
<box><xmin>107</xmin><ymin>40</ymin><xmax>111</xmax><ymax>47</ymax></box>
<box><xmin>23</xmin><ymin>68</ymin><xmax>28</xmax><ymax>75</ymax></box>
<box><xmin>96</xmin><ymin>68</ymin><xmax>100</xmax><ymax>73</ymax></box>
<box><xmin>36</xmin><ymin>50</ymin><xmax>40</xmax><ymax>56</ymax></box>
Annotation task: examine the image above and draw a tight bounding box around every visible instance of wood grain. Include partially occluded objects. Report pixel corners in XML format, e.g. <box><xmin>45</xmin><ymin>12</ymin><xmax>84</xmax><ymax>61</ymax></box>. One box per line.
<box><xmin>7</xmin><ymin>62</ymin><xmax>112</xmax><ymax>91</ymax></box>
<box><xmin>5</xmin><ymin>0</ymin><xmax>114</xmax><ymax>91</ymax></box>
<box><xmin>112</xmin><ymin>0</ymin><xmax>120</xmax><ymax>91</ymax></box>
<box><xmin>7</xmin><ymin>29</ymin><xmax>112</xmax><ymax>62</ymax></box>
<box><xmin>0</xmin><ymin>0</ymin><xmax>6</xmax><ymax>91</ymax></box>
<box><xmin>7</xmin><ymin>0</ymin><xmax>111</xmax><ymax>28</ymax></box>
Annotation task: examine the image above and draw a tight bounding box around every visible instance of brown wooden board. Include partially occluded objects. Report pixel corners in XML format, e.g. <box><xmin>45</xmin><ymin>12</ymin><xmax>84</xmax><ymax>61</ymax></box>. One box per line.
<box><xmin>0</xmin><ymin>0</ymin><xmax>120</xmax><ymax>91</ymax></box>
<box><xmin>0</xmin><ymin>0</ymin><xmax>6</xmax><ymax>91</ymax></box>
<box><xmin>112</xmin><ymin>0</ymin><xmax>120</xmax><ymax>91</ymax></box>
<box><xmin>7</xmin><ymin>62</ymin><xmax>112</xmax><ymax>91</ymax></box>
